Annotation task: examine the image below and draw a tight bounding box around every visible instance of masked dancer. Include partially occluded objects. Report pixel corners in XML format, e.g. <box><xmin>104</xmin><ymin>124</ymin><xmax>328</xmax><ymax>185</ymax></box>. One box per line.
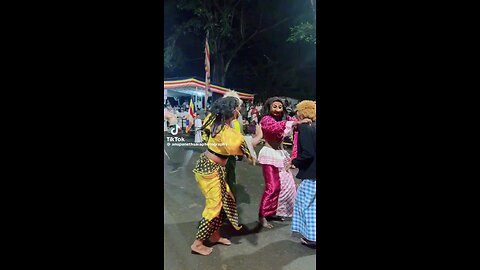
<box><xmin>191</xmin><ymin>96</ymin><xmax>261</xmax><ymax>256</ymax></box>
<box><xmin>258</xmin><ymin>97</ymin><xmax>311</xmax><ymax>228</ymax></box>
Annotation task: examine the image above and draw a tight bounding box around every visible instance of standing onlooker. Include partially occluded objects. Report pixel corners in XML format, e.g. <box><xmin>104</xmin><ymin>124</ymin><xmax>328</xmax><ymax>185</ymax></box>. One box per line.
<box><xmin>290</xmin><ymin>100</ymin><xmax>316</xmax><ymax>247</ymax></box>
<box><xmin>250</xmin><ymin>106</ymin><xmax>259</xmax><ymax>124</ymax></box>
<box><xmin>237</xmin><ymin>110</ymin><xmax>244</xmax><ymax>135</ymax></box>
<box><xmin>240</xmin><ymin>103</ymin><xmax>247</xmax><ymax>120</ymax></box>
<box><xmin>194</xmin><ymin>113</ymin><xmax>203</xmax><ymax>143</ymax></box>
<box><xmin>164</xmin><ymin>110</ymin><xmax>178</xmax><ymax>128</ymax></box>
<box><xmin>164</xmin><ymin>106</ymin><xmax>169</xmax><ymax>132</ymax></box>
<box><xmin>255</xmin><ymin>103</ymin><xmax>263</xmax><ymax>115</ymax></box>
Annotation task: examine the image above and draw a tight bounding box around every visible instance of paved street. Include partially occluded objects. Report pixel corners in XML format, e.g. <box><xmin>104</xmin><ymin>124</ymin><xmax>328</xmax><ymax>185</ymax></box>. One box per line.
<box><xmin>164</xmin><ymin>132</ymin><xmax>316</xmax><ymax>269</ymax></box>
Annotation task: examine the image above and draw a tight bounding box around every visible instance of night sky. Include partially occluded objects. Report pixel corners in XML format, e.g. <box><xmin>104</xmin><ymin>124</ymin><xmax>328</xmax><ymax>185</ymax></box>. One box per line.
<box><xmin>164</xmin><ymin>0</ymin><xmax>316</xmax><ymax>101</ymax></box>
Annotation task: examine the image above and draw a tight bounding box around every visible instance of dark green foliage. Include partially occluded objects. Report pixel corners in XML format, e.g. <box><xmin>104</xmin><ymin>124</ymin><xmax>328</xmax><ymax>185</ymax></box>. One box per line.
<box><xmin>164</xmin><ymin>0</ymin><xmax>316</xmax><ymax>100</ymax></box>
<box><xmin>288</xmin><ymin>22</ymin><xmax>316</xmax><ymax>44</ymax></box>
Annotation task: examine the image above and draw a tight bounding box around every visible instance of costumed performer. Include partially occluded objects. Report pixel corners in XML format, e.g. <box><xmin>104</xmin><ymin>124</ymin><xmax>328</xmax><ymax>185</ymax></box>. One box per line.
<box><xmin>258</xmin><ymin>97</ymin><xmax>311</xmax><ymax>228</ymax></box>
<box><xmin>289</xmin><ymin>100</ymin><xmax>316</xmax><ymax>247</ymax></box>
<box><xmin>190</xmin><ymin>97</ymin><xmax>261</xmax><ymax>256</ymax></box>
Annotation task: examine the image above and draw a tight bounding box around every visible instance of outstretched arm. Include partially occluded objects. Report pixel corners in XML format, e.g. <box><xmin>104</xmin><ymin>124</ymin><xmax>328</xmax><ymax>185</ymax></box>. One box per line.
<box><xmin>261</xmin><ymin>115</ymin><xmax>311</xmax><ymax>140</ymax></box>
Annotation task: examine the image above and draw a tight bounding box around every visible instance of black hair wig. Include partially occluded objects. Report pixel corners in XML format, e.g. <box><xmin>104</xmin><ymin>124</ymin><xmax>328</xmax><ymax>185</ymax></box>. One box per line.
<box><xmin>260</xmin><ymin>96</ymin><xmax>287</xmax><ymax>122</ymax></box>
<box><xmin>201</xmin><ymin>96</ymin><xmax>239</xmax><ymax>138</ymax></box>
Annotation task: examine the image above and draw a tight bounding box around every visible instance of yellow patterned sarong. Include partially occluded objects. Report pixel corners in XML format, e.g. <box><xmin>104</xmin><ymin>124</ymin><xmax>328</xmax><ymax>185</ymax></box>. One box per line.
<box><xmin>193</xmin><ymin>154</ymin><xmax>241</xmax><ymax>240</ymax></box>
<box><xmin>193</xmin><ymin>120</ymin><xmax>256</xmax><ymax>240</ymax></box>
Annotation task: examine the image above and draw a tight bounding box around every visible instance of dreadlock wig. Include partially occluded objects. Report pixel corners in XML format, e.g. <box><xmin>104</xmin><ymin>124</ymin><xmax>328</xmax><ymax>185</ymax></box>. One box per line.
<box><xmin>201</xmin><ymin>96</ymin><xmax>239</xmax><ymax>138</ymax></box>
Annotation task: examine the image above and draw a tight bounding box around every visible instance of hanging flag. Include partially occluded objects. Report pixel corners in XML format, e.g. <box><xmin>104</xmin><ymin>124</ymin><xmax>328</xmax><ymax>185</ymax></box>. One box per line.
<box><xmin>185</xmin><ymin>99</ymin><xmax>195</xmax><ymax>133</ymax></box>
<box><xmin>204</xmin><ymin>33</ymin><xmax>210</xmax><ymax>110</ymax></box>
<box><xmin>188</xmin><ymin>99</ymin><xmax>195</xmax><ymax>119</ymax></box>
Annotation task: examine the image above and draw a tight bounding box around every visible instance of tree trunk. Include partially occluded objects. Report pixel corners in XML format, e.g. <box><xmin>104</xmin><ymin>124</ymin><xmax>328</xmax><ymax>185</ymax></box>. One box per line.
<box><xmin>212</xmin><ymin>54</ymin><xmax>226</xmax><ymax>86</ymax></box>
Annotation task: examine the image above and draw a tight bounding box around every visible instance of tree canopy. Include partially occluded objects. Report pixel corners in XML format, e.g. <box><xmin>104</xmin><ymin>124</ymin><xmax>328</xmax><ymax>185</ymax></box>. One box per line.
<box><xmin>164</xmin><ymin>0</ymin><xmax>316</xmax><ymax>100</ymax></box>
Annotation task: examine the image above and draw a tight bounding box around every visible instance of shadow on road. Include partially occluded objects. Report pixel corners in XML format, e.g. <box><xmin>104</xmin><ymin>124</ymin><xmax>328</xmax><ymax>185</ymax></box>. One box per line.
<box><xmin>219</xmin><ymin>239</ymin><xmax>316</xmax><ymax>269</ymax></box>
<box><xmin>235</xmin><ymin>184</ymin><xmax>251</xmax><ymax>204</ymax></box>
<box><xmin>220</xmin><ymin>220</ymin><xmax>291</xmax><ymax>247</ymax></box>
<box><xmin>164</xmin><ymin>220</ymin><xmax>315</xmax><ymax>270</ymax></box>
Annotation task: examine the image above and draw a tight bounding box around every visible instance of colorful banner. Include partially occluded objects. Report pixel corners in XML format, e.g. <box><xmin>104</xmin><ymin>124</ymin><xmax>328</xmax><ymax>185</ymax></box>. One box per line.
<box><xmin>163</xmin><ymin>78</ymin><xmax>255</xmax><ymax>100</ymax></box>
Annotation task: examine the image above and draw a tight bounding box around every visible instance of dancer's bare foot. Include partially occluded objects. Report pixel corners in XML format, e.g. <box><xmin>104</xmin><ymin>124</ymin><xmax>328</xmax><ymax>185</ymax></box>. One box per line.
<box><xmin>215</xmin><ymin>237</ymin><xmax>232</xmax><ymax>245</ymax></box>
<box><xmin>209</xmin><ymin>231</ymin><xmax>232</xmax><ymax>246</ymax></box>
<box><xmin>300</xmin><ymin>237</ymin><xmax>316</xmax><ymax>248</ymax></box>
<box><xmin>259</xmin><ymin>216</ymin><xmax>273</xmax><ymax>228</ymax></box>
<box><xmin>191</xmin><ymin>240</ymin><xmax>213</xmax><ymax>256</ymax></box>
<box><xmin>271</xmin><ymin>215</ymin><xmax>285</xmax><ymax>222</ymax></box>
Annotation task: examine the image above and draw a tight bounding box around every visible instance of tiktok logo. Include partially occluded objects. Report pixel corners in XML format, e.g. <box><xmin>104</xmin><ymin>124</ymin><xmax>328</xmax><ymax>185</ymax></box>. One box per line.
<box><xmin>170</xmin><ymin>124</ymin><xmax>180</xmax><ymax>135</ymax></box>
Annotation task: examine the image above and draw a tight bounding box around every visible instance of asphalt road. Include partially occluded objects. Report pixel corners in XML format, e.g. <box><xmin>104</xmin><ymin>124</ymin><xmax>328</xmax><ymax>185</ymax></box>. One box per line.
<box><xmin>164</xmin><ymin>132</ymin><xmax>316</xmax><ymax>270</ymax></box>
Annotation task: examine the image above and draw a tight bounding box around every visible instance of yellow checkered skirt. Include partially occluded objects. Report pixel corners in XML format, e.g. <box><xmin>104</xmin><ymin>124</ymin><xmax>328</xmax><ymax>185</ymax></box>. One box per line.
<box><xmin>193</xmin><ymin>154</ymin><xmax>242</xmax><ymax>240</ymax></box>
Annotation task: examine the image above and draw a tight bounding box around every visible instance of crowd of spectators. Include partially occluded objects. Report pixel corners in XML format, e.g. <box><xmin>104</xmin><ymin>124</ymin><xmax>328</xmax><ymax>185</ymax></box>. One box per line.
<box><xmin>164</xmin><ymin>98</ymin><xmax>297</xmax><ymax>135</ymax></box>
<box><xmin>242</xmin><ymin>99</ymin><xmax>297</xmax><ymax>135</ymax></box>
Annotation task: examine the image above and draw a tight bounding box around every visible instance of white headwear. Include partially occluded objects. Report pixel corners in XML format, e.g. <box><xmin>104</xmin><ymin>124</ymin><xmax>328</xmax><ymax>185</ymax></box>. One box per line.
<box><xmin>223</xmin><ymin>90</ymin><xmax>243</xmax><ymax>107</ymax></box>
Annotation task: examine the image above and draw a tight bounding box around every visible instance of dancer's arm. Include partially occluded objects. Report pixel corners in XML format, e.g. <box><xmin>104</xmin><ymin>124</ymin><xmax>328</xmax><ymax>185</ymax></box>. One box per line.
<box><xmin>261</xmin><ymin>115</ymin><xmax>311</xmax><ymax>139</ymax></box>
<box><xmin>221</xmin><ymin>128</ymin><xmax>256</xmax><ymax>166</ymax></box>
<box><xmin>251</xmin><ymin>124</ymin><xmax>263</xmax><ymax>147</ymax></box>
<box><xmin>260</xmin><ymin>116</ymin><xmax>290</xmax><ymax>139</ymax></box>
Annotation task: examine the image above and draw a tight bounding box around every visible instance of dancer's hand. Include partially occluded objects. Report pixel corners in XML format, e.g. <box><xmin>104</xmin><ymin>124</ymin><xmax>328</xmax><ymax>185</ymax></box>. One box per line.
<box><xmin>295</xmin><ymin>118</ymin><xmax>312</xmax><ymax>126</ymax></box>
<box><xmin>255</xmin><ymin>124</ymin><xmax>263</xmax><ymax>137</ymax></box>
<box><xmin>252</xmin><ymin>124</ymin><xmax>263</xmax><ymax>147</ymax></box>
<box><xmin>248</xmin><ymin>156</ymin><xmax>256</xmax><ymax>166</ymax></box>
<box><xmin>285</xmin><ymin>162</ymin><xmax>292</xmax><ymax>171</ymax></box>
<box><xmin>243</xmin><ymin>153</ymin><xmax>256</xmax><ymax>166</ymax></box>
